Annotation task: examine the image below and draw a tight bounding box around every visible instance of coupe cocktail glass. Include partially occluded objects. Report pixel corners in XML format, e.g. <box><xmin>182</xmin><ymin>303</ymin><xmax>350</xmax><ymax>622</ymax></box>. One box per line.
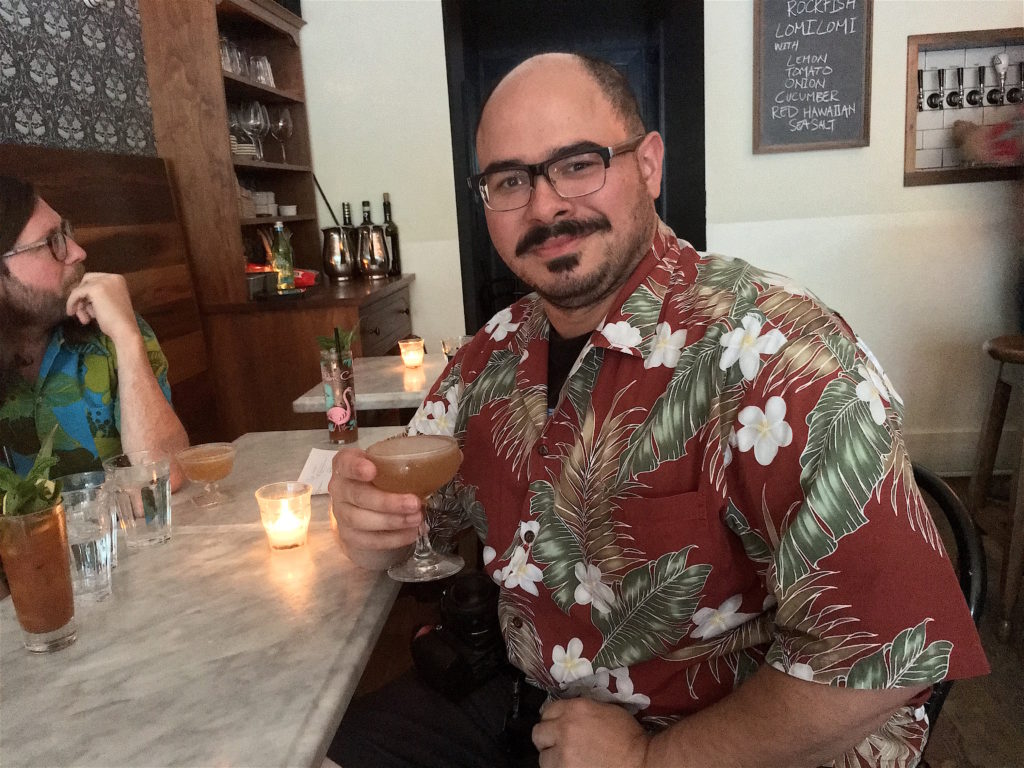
<box><xmin>366</xmin><ymin>434</ymin><xmax>463</xmax><ymax>582</ymax></box>
<box><xmin>176</xmin><ymin>443</ymin><xmax>236</xmax><ymax>507</ymax></box>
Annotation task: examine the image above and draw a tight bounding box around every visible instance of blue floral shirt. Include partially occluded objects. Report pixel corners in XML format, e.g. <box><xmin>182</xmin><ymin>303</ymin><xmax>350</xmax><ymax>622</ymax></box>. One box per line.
<box><xmin>0</xmin><ymin>316</ymin><xmax>172</xmax><ymax>477</ymax></box>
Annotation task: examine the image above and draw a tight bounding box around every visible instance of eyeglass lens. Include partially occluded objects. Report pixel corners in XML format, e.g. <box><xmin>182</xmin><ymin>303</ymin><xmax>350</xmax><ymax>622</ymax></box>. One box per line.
<box><xmin>49</xmin><ymin>221</ymin><xmax>74</xmax><ymax>261</ymax></box>
<box><xmin>483</xmin><ymin>150</ymin><xmax>607</xmax><ymax>211</ymax></box>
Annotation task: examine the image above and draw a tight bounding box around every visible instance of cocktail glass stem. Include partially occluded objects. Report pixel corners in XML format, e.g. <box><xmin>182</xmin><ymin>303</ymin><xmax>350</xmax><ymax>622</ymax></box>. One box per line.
<box><xmin>278</xmin><ymin>141</ymin><xmax>287</xmax><ymax>164</ymax></box>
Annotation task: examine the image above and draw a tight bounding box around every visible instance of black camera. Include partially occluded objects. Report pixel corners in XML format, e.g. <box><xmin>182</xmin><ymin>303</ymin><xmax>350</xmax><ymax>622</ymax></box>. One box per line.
<box><xmin>411</xmin><ymin>571</ymin><xmax>510</xmax><ymax>701</ymax></box>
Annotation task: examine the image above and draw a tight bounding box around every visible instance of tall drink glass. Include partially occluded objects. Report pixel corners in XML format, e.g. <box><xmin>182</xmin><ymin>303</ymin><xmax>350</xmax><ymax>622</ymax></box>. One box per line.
<box><xmin>366</xmin><ymin>434</ymin><xmax>463</xmax><ymax>582</ymax></box>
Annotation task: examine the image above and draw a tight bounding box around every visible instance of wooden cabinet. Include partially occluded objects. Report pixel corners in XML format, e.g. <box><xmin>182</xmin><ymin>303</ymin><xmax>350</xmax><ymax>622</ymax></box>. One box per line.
<box><xmin>139</xmin><ymin>0</ymin><xmax>416</xmax><ymax>438</ymax></box>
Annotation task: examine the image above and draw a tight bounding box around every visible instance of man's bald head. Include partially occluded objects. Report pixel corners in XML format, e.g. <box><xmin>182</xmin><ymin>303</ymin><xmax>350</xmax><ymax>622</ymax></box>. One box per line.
<box><xmin>477</xmin><ymin>53</ymin><xmax>645</xmax><ymax>144</ymax></box>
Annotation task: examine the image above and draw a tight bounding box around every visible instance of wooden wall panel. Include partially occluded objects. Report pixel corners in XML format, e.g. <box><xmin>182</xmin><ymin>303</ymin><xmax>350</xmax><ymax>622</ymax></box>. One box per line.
<box><xmin>205</xmin><ymin>305</ymin><xmax>362</xmax><ymax>438</ymax></box>
<box><xmin>0</xmin><ymin>143</ymin><xmax>219</xmax><ymax>444</ymax></box>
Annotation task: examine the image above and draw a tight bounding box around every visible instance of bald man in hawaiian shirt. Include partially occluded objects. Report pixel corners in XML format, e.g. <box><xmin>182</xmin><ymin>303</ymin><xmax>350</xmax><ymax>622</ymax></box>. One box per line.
<box><xmin>329</xmin><ymin>53</ymin><xmax>988</xmax><ymax>768</ymax></box>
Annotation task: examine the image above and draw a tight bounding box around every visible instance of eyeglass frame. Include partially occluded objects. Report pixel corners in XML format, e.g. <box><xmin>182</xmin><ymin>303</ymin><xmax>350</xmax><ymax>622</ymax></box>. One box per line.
<box><xmin>467</xmin><ymin>134</ymin><xmax>648</xmax><ymax>212</ymax></box>
<box><xmin>0</xmin><ymin>219</ymin><xmax>76</xmax><ymax>262</ymax></box>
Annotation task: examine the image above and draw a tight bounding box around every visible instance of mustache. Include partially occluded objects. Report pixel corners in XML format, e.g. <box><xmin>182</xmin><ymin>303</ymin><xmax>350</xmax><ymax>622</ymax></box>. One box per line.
<box><xmin>515</xmin><ymin>216</ymin><xmax>611</xmax><ymax>257</ymax></box>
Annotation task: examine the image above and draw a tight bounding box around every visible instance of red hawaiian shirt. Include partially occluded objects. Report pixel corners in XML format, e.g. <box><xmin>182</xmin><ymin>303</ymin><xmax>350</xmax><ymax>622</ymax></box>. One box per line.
<box><xmin>410</xmin><ymin>224</ymin><xmax>989</xmax><ymax>767</ymax></box>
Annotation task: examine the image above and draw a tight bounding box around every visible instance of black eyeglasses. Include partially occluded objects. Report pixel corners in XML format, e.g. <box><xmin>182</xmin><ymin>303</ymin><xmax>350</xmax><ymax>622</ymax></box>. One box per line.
<box><xmin>468</xmin><ymin>134</ymin><xmax>647</xmax><ymax>212</ymax></box>
<box><xmin>1</xmin><ymin>220</ymin><xmax>76</xmax><ymax>262</ymax></box>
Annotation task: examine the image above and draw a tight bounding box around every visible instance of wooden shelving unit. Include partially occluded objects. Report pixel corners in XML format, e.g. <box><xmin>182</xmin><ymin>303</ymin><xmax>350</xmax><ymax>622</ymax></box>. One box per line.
<box><xmin>139</xmin><ymin>0</ymin><xmax>414</xmax><ymax>438</ymax></box>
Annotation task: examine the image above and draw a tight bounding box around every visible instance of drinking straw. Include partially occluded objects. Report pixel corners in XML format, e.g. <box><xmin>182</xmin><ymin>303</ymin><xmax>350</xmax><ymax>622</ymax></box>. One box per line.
<box><xmin>334</xmin><ymin>325</ymin><xmax>344</xmax><ymax>360</ymax></box>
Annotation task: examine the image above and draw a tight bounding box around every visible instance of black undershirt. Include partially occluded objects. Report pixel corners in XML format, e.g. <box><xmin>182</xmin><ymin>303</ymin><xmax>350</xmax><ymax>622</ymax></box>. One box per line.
<box><xmin>547</xmin><ymin>328</ymin><xmax>591</xmax><ymax>412</ymax></box>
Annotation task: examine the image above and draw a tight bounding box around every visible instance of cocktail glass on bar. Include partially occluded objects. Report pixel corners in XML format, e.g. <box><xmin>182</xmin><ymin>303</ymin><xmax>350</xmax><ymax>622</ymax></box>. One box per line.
<box><xmin>176</xmin><ymin>443</ymin><xmax>236</xmax><ymax>507</ymax></box>
<box><xmin>366</xmin><ymin>434</ymin><xmax>463</xmax><ymax>582</ymax></box>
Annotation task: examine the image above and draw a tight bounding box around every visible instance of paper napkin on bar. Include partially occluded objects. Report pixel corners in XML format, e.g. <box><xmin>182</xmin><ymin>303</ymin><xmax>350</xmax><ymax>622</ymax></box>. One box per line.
<box><xmin>298</xmin><ymin>448</ymin><xmax>337</xmax><ymax>495</ymax></box>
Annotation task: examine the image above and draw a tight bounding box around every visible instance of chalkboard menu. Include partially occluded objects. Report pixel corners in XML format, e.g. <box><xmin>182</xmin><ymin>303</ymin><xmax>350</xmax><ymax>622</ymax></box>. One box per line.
<box><xmin>753</xmin><ymin>0</ymin><xmax>873</xmax><ymax>153</ymax></box>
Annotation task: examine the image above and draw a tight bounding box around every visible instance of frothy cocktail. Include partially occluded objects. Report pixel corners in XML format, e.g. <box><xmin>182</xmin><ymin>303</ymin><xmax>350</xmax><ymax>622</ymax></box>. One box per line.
<box><xmin>365</xmin><ymin>434</ymin><xmax>464</xmax><ymax>582</ymax></box>
<box><xmin>366</xmin><ymin>435</ymin><xmax>461</xmax><ymax>499</ymax></box>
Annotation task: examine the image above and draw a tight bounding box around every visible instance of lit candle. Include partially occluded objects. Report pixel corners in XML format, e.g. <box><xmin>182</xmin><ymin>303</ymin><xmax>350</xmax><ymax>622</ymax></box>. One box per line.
<box><xmin>256</xmin><ymin>482</ymin><xmax>312</xmax><ymax>549</ymax></box>
<box><xmin>399</xmin><ymin>337</ymin><xmax>425</xmax><ymax>368</ymax></box>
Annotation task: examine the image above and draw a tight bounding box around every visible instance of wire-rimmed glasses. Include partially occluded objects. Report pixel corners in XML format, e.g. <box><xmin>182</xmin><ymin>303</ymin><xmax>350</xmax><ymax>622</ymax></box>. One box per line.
<box><xmin>1</xmin><ymin>220</ymin><xmax>75</xmax><ymax>262</ymax></box>
<box><xmin>467</xmin><ymin>134</ymin><xmax>647</xmax><ymax>212</ymax></box>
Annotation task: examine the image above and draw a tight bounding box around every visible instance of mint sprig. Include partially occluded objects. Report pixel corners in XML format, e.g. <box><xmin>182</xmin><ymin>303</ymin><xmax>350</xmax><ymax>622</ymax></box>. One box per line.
<box><xmin>0</xmin><ymin>427</ymin><xmax>62</xmax><ymax>517</ymax></box>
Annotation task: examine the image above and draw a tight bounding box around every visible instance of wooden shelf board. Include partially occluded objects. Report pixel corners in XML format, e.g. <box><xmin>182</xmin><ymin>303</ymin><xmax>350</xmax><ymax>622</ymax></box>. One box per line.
<box><xmin>232</xmin><ymin>157</ymin><xmax>311</xmax><ymax>172</ymax></box>
<box><xmin>240</xmin><ymin>214</ymin><xmax>316</xmax><ymax>225</ymax></box>
<box><xmin>222</xmin><ymin>71</ymin><xmax>304</xmax><ymax>103</ymax></box>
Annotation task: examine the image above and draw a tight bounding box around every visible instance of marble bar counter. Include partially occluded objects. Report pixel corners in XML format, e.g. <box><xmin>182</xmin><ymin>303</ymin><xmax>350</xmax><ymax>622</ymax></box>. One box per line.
<box><xmin>0</xmin><ymin>428</ymin><xmax>400</xmax><ymax>768</ymax></box>
<box><xmin>293</xmin><ymin>353</ymin><xmax>447</xmax><ymax>413</ymax></box>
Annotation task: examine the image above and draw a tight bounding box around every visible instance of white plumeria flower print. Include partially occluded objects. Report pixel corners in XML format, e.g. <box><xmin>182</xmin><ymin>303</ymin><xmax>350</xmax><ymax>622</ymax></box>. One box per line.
<box><xmin>573</xmin><ymin>561</ymin><xmax>615</xmax><ymax>614</ymax></box>
<box><xmin>603</xmin><ymin>668</ymin><xmax>651</xmax><ymax>713</ymax></box>
<box><xmin>482</xmin><ymin>546</ymin><xmax>496</xmax><ymax>566</ymax></box>
<box><xmin>485</xmin><ymin>307</ymin><xmax>520</xmax><ymax>342</ymax></box>
<box><xmin>519</xmin><ymin>520</ymin><xmax>539</xmax><ymax>543</ymax></box>
<box><xmin>723</xmin><ymin>428</ymin><xmax>737</xmax><ymax>467</ymax></box>
<box><xmin>410</xmin><ymin>389</ymin><xmax>459</xmax><ymax>436</ymax></box>
<box><xmin>690</xmin><ymin>594</ymin><xmax>758</xmax><ymax>639</ymax></box>
<box><xmin>644</xmin><ymin>322</ymin><xmax>688</xmax><ymax>369</ymax></box>
<box><xmin>786</xmin><ymin>662</ymin><xmax>815</xmax><ymax>681</ymax></box>
<box><xmin>503</xmin><ymin>545</ymin><xmax>543</xmax><ymax>596</ymax></box>
<box><xmin>719</xmin><ymin>314</ymin><xmax>787</xmax><ymax>381</ymax></box>
<box><xmin>856</xmin><ymin>337</ymin><xmax>903</xmax><ymax>406</ymax></box>
<box><xmin>550</xmin><ymin>638</ymin><xmax>594</xmax><ymax>684</ymax></box>
<box><xmin>855</xmin><ymin>364</ymin><xmax>890</xmax><ymax>426</ymax></box>
<box><xmin>736</xmin><ymin>396</ymin><xmax>793</xmax><ymax>466</ymax></box>
<box><xmin>600</xmin><ymin>320</ymin><xmax>643</xmax><ymax>352</ymax></box>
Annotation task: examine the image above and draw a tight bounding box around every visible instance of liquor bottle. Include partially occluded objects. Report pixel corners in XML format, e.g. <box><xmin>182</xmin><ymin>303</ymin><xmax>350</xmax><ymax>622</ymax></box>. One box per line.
<box><xmin>357</xmin><ymin>200</ymin><xmax>389</xmax><ymax>278</ymax></box>
<box><xmin>341</xmin><ymin>202</ymin><xmax>359</xmax><ymax>264</ymax></box>
<box><xmin>382</xmin><ymin>192</ymin><xmax>401</xmax><ymax>276</ymax></box>
<box><xmin>271</xmin><ymin>221</ymin><xmax>295</xmax><ymax>291</ymax></box>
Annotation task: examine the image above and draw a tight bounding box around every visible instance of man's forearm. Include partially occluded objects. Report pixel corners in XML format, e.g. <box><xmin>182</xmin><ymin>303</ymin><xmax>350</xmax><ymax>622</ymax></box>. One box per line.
<box><xmin>644</xmin><ymin>665</ymin><xmax>922</xmax><ymax>768</ymax></box>
<box><xmin>111</xmin><ymin>332</ymin><xmax>189</xmax><ymax>489</ymax></box>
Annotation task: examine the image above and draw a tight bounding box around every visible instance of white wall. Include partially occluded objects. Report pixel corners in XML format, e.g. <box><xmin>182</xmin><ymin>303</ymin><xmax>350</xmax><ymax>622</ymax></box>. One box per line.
<box><xmin>303</xmin><ymin>0</ymin><xmax>1024</xmax><ymax>473</ymax></box>
<box><xmin>705</xmin><ymin>0</ymin><xmax>1024</xmax><ymax>473</ymax></box>
<box><xmin>301</xmin><ymin>0</ymin><xmax>465</xmax><ymax>351</ymax></box>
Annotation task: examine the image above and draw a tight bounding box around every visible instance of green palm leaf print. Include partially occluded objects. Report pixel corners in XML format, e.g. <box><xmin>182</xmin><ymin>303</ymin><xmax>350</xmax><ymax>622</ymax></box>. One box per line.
<box><xmin>776</xmin><ymin>377</ymin><xmax>892</xmax><ymax>592</ymax></box>
<box><xmin>454</xmin><ymin>349</ymin><xmax>518</xmax><ymax>433</ymax></box>
<box><xmin>616</xmin><ymin>324</ymin><xmax>730</xmax><ymax>485</ymax></box>
<box><xmin>845</xmin><ymin>620</ymin><xmax>952</xmax><ymax>688</ymax></box>
<box><xmin>531</xmin><ymin>480</ymin><xmax>582</xmax><ymax>609</ymax></box>
<box><xmin>563</xmin><ymin>348</ymin><xmax>602</xmax><ymax>424</ymax></box>
<box><xmin>593</xmin><ymin>548</ymin><xmax>711</xmax><ymax>669</ymax></box>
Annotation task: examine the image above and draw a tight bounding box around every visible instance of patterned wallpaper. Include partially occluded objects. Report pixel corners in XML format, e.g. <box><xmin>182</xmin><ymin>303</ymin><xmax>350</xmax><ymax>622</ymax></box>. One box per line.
<box><xmin>0</xmin><ymin>0</ymin><xmax>155</xmax><ymax>156</ymax></box>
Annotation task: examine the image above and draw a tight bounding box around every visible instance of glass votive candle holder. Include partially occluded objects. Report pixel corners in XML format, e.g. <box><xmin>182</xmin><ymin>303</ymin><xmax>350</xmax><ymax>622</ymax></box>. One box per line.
<box><xmin>255</xmin><ymin>482</ymin><xmax>312</xmax><ymax>549</ymax></box>
<box><xmin>399</xmin><ymin>336</ymin><xmax>425</xmax><ymax>368</ymax></box>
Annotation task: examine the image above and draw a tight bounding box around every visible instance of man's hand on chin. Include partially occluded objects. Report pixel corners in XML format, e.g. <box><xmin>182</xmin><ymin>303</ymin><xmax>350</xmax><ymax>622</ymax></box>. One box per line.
<box><xmin>65</xmin><ymin>272</ymin><xmax>139</xmax><ymax>345</ymax></box>
<box><xmin>532</xmin><ymin>698</ymin><xmax>650</xmax><ymax>768</ymax></box>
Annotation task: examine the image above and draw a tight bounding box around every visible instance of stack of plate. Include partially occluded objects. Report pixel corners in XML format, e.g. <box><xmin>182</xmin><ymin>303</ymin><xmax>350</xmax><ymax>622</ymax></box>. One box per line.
<box><xmin>230</xmin><ymin>135</ymin><xmax>258</xmax><ymax>158</ymax></box>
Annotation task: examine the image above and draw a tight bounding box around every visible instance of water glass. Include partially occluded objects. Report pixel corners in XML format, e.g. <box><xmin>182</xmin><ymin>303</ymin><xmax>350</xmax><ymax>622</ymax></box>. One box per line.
<box><xmin>103</xmin><ymin>451</ymin><xmax>172</xmax><ymax>548</ymax></box>
<box><xmin>60</xmin><ymin>480</ymin><xmax>113</xmax><ymax>602</ymax></box>
<box><xmin>60</xmin><ymin>470</ymin><xmax>117</xmax><ymax>568</ymax></box>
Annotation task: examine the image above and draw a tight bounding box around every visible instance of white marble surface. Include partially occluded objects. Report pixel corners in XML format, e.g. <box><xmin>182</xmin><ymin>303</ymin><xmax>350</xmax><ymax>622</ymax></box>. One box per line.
<box><xmin>292</xmin><ymin>354</ymin><xmax>447</xmax><ymax>413</ymax></box>
<box><xmin>0</xmin><ymin>428</ymin><xmax>401</xmax><ymax>768</ymax></box>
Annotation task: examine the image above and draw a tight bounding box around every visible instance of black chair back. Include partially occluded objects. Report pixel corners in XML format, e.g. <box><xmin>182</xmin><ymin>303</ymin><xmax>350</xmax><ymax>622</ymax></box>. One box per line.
<box><xmin>912</xmin><ymin>463</ymin><xmax>987</xmax><ymax>726</ymax></box>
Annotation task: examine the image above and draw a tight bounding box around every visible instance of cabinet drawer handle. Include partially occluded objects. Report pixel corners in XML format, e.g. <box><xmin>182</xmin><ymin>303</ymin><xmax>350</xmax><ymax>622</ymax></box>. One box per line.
<box><xmin>399</xmin><ymin>308</ymin><xmax>410</xmax><ymax>315</ymax></box>
<box><xmin>369</xmin><ymin>327</ymin><xmax>381</xmax><ymax>336</ymax></box>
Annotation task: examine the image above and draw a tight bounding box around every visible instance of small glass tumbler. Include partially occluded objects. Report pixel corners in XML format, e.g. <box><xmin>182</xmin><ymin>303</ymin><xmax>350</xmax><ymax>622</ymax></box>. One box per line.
<box><xmin>441</xmin><ymin>335</ymin><xmax>473</xmax><ymax>362</ymax></box>
<box><xmin>399</xmin><ymin>337</ymin><xmax>425</xmax><ymax>368</ymax></box>
<box><xmin>256</xmin><ymin>482</ymin><xmax>313</xmax><ymax>549</ymax></box>
<box><xmin>103</xmin><ymin>451</ymin><xmax>172</xmax><ymax>548</ymax></box>
<box><xmin>60</xmin><ymin>477</ymin><xmax>113</xmax><ymax>603</ymax></box>
<box><xmin>59</xmin><ymin>470</ymin><xmax>116</xmax><ymax>569</ymax></box>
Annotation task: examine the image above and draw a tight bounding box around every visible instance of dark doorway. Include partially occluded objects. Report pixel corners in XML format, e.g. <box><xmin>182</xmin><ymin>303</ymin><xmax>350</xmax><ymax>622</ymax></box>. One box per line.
<box><xmin>442</xmin><ymin>0</ymin><xmax>705</xmax><ymax>332</ymax></box>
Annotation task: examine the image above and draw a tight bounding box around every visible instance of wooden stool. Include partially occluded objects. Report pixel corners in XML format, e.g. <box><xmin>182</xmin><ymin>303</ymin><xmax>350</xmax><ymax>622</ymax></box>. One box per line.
<box><xmin>968</xmin><ymin>334</ymin><xmax>1024</xmax><ymax>640</ymax></box>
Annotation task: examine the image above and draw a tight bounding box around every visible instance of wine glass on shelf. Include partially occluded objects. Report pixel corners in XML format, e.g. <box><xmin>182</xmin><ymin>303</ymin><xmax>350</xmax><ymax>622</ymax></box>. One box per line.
<box><xmin>270</xmin><ymin>107</ymin><xmax>293</xmax><ymax>164</ymax></box>
<box><xmin>365</xmin><ymin>434</ymin><xmax>464</xmax><ymax>582</ymax></box>
<box><xmin>243</xmin><ymin>101</ymin><xmax>268</xmax><ymax>160</ymax></box>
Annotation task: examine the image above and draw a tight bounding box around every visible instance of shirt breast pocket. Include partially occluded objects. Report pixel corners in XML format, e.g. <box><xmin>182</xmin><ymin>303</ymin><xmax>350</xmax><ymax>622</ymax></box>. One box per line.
<box><xmin>613</xmin><ymin>489</ymin><xmax>709</xmax><ymax>562</ymax></box>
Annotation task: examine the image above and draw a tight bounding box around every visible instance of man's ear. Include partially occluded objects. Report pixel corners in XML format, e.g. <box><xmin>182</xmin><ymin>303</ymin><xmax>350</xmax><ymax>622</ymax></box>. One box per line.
<box><xmin>636</xmin><ymin>132</ymin><xmax>664</xmax><ymax>199</ymax></box>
